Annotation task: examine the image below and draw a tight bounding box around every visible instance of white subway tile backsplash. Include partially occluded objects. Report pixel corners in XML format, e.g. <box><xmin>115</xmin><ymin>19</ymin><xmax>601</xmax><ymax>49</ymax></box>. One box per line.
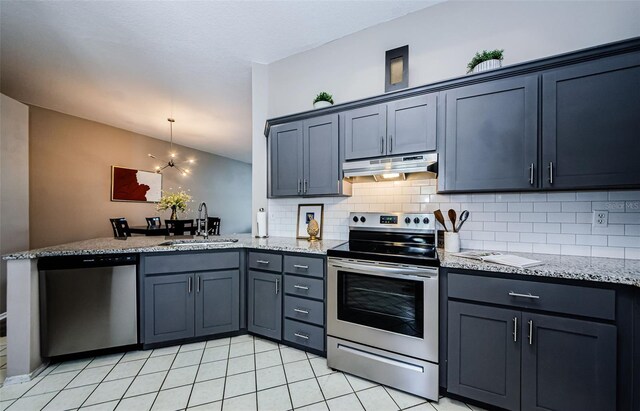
<box><xmin>268</xmin><ymin>184</ymin><xmax>640</xmax><ymax>259</ymax></box>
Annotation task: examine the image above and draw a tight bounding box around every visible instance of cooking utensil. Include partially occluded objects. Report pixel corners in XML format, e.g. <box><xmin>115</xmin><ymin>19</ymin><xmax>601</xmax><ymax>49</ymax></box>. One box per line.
<box><xmin>448</xmin><ymin>209</ymin><xmax>457</xmax><ymax>233</ymax></box>
<box><xmin>456</xmin><ymin>210</ymin><xmax>469</xmax><ymax>232</ymax></box>
<box><xmin>434</xmin><ymin>209</ymin><xmax>448</xmax><ymax>232</ymax></box>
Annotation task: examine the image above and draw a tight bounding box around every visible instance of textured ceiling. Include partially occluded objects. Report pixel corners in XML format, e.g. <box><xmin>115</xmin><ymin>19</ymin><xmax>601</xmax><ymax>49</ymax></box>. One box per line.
<box><xmin>0</xmin><ymin>1</ymin><xmax>441</xmax><ymax>163</ymax></box>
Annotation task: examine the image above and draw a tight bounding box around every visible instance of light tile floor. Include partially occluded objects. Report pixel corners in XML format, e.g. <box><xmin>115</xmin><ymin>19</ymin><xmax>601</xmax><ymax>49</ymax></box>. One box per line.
<box><xmin>0</xmin><ymin>335</ymin><xmax>485</xmax><ymax>411</ymax></box>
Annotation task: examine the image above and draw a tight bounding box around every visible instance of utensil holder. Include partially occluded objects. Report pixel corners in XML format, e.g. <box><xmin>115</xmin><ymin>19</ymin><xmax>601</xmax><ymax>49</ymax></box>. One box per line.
<box><xmin>445</xmin><ymin>232</ymin><xmax>460</xmax><ymax>253</ymax></box>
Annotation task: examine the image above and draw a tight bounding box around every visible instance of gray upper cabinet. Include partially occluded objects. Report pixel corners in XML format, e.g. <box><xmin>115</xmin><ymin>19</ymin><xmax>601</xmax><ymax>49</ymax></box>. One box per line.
<box><xmin>304</xmin><ymin>114</ymin><xmax>340</xmax><ymax>196</ymax></box>
<box><xmin>144</xmin><ymin>273</ymin><xmax>195</xmax><ymax>344</ymax></box>
<box><xmin>269</xmin><ymin>115</ymin><xmax>343</xmax><ymax>197</ymax></box>
<box><xmin>542</xmin><ymin>52</ymin><xmax>640</xmax><ymax>189</ymax></box>
<box><xmin>521</xmin><ymin>313</ymin><xmax>617</xmax><ymax>411</ymax></box>
<box><xmin>269</xmin><ymin>121</ymin><xmax>304</xmax><ymax>197</ymax></box>
<box><xmin>447</xmin><ymin>301</ymin><xmax>521</xmax><ymax>410</ymax></box>
<box><xmin>344</xmin><ymin>104</ymin><xmax>387</xmax><ymax>160</ymax></box>
<box><xmin>387</xmin><ymin>94</ymin><xmax>437</xmax><ymax>155</ymax></box>
<box><xmin>442</xmin><ymin>76</ymin><xmax>539</xmax><ymax>192</ymax></box>
<box><xmin>195</xmin><ymin>270</ymin><xmax>240</xmax><ymax>337</ymax></box>
<box><xmin>344</xmin><ymin>94</ymin><xmax>437</xmax><ymax>161</ymax></box>
<box><xmin>248</xmin><ymin>270</ymin><xmax>282</xmax><ymax>340</ymax></box>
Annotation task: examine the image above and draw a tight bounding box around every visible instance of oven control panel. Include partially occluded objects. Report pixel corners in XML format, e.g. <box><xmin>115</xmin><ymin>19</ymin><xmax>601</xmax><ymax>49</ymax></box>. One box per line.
<box><xmin>349</xmin><ymin>212</ymin><xmax>436</xmax><ymax>231</ymax></box>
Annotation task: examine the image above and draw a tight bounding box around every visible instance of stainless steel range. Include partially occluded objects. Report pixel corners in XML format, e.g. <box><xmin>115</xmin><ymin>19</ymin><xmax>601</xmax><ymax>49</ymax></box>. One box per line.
<box><xmin>326</xmin><ymin>212</ymin><xmax>439</xmax><ymax>400</ymax></box>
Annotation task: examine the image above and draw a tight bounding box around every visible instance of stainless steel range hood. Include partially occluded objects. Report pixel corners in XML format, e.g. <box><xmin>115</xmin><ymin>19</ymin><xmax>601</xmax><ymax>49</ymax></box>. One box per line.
<box><xmin>343</xmin><ymin>153</ymin><xmax>437</xmax><ymax>182</ymax></box>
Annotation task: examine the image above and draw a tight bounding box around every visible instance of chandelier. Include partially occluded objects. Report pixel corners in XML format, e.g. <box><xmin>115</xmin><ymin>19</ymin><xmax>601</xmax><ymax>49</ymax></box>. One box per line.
<box><xmin>148</xmin><ymin>118</ymin><xmax>194</xmax><ymax>175</ymax></box>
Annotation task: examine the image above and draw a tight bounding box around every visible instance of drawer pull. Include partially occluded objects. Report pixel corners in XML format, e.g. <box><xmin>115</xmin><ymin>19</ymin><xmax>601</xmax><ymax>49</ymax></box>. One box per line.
<box><xmin>294</xmin><ymin>332</ymin><xmax>309</xmax><ymax>340</ymax></box>
<box><xmin>293</xmin><ymin>264</ymin><xmax>309</xmax><ymax>269</ymax></box>
<box><xmin>256</xmin><ymin>260</ymin><xmax>270</xmax><ymax>265</ymax></box>
<box><xmin>528</xmin><ymin>320</ymin><xmax>533</xmax><ymax>345</ymax></box>
<box><xmin>294</xmin><ymin>284</ymin><xmax>309</xmax><ymax>290</ymax></box>
<box><xmin>513</xmin><ymin>317</ymin><xmax>518</xmax><ymax>342</ymax></box>
<box><xmin>508</xmin><ymin>291</ymin><xmax>540</xmax><ymax>299</ymax></box>
<box><xmin>294</xmin><ymin>308</ymin><xmax>309</xmax><ymax>315</ymax></box>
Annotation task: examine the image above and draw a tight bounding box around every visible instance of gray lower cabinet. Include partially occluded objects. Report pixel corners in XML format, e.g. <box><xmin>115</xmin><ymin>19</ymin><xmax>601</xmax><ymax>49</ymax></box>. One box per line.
<box><xmin>195</xmin><ymin>270</ymin><xmax>240</xmax><ymax>336</ymax></box>
<box><xmin>521</xmin><ymin>313</ymin><xmax>616</xmax><ymax>411</ymax></box>
<box><xmin>344</xmin><ymin>94</ymin><xmax>437</xmax><ymax>161</ymax></box>
<box><xmin>441</xmin><ymin>76</ymin><xmax>538</xmax><ymax>192</ymax></box>
<box><xmin>144</xmin><ymin>273</ymin><xmax>195</xmax><ymax>344</ymax></box>
<box><xmin>542</xmin><ymin>52</ymin><xmax>640</xmax><ymax>189</ymax></box>
<box><xmin>447</xmin><ymin>301</ymin><xmax>521</xmax><ymax>410</ymax></box>
<box><xmin>247</xmin><ymin>270</ymin><xmax>282</xmax><ymax>340</ymax></box>
<box><xmin>269</xmin><ymin>114</ymin><xmax>343</xmax><ymax>197</ymax></box>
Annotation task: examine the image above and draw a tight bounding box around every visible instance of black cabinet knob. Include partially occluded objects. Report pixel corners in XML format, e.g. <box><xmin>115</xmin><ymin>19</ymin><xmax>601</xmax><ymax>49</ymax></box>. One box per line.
<box><xmin>423</xmin><ymin>217</ymin><xmax>430</xmax><ymax>224</ymax></box>
<box><xmin>404</xmin><ymin>217</ymin><xmax>411</xmax><ymax>224</ymax></box>
<box><xmin>360</xmin><ymin>216</ymin><xmax>366</xmax><ymax>223</ymax></box>
<box><xmin>353</xmin><ymin>216</ymin><xmax>359</xmax><ymax>222</ymax></box>
<box><xmin>414</xmin><ymin>217</ymin><xmax>420</xmax><ymax>224</ymax></box>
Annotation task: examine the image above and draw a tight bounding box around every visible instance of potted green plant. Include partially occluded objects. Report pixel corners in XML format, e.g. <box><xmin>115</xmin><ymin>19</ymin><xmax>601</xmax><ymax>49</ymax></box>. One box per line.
<box><xmin>467</xmin><ymin>49</ymin><xmax>504</xmax><ymax>74</ymax></box>
<box><xmin>157</xmin><ymin>190</ymin><xmax>192</xmax><ymax>220</ymax></box>
<box><xmin>313</xmin><ymin>92</ymin><xmax>334</xmax><ymax>109</ymax></box>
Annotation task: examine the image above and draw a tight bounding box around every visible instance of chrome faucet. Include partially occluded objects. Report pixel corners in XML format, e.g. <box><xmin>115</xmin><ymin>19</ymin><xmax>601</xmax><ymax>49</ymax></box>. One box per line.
<box><xmin>197</xmin><ymin>202</ymin><xmax>209</xmax><ymax>239</ymax></box>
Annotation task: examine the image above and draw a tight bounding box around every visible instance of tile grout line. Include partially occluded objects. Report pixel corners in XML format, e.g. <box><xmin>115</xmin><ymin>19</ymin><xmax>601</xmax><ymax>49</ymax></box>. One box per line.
<box><xmin>182</xmin><ymin>343</ymin><xmax>206</xmax><ymax>410</ymax></box>
<box><xmin>29</xmin><ymin>356</ymin><xmax>97</xmax><ymax>410</ymax></box>
<box><xmin>110</xmin><ymin>349</ymin><xmax>163</xmax><ymax>410</ymax></box>
<box><xmin>147</xmin><ymin>347</ymin><xmax>183</xmax><ymax>411</ymax></box>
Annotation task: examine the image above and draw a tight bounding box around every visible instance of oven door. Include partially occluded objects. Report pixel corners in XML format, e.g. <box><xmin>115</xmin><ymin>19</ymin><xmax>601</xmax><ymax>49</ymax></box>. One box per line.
<box><xmin>327</xmin><ymin>257</ymin><xmax>438</xmax><ymax>363</ymax></box>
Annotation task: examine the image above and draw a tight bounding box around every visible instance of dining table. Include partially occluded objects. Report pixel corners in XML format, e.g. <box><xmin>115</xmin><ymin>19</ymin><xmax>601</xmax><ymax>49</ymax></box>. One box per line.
<box><xmin>130</xmin><ymin>219</ymin><xmax>197</xmax><ymax>236</ymax></box>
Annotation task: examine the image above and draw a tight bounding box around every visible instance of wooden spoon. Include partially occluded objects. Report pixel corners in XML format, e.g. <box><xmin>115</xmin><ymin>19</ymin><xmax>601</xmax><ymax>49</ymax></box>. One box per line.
<box><xmin>434</xmin><ymin>209</ymin><xmax>448</xmax><ymax>232</ymax></box>
<box><xmin>448</xmin><ymin>209</ymin><xmax>457</xmax><ymax>233</ymax></box>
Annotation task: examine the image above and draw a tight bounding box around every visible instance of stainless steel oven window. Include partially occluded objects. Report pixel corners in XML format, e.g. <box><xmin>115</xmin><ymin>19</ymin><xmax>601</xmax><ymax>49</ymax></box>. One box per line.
<box><xmin>337</xmin><ymin>270</ymin><xmax>424</xmax><ymax>338</ymax></box>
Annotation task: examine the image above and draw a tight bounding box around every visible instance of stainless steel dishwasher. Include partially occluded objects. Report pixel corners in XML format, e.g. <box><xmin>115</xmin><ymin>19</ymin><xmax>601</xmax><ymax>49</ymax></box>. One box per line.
<box><xmin>39</xmin><ymin>254</ymin><xmax>138</xmax><ymax>358</ymax></box>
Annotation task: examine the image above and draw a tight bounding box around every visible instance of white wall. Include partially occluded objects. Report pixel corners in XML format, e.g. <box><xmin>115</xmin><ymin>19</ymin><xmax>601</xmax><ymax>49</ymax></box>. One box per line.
<box><xmin>267</xmin><ymin>1</ymin><xmax>640</xmax><ymax>116</ymax></box>
<box><xmin>0</xmin><ymin>94</ymin><xmax>29</xmax><ymax>316</ymax></box>
<box><xmin>251</xmin><ymin>63</ymin><xmax>269</xmax><ymax>236</ymax></box>
<box><xmin>256</xmin><ymin>1</ymin><xmax>640</xmax><ymax>258</ymax></box>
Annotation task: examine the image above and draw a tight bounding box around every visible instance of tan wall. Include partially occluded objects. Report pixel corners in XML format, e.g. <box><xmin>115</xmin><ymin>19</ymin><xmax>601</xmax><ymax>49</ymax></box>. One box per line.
<box><xmin>29</xmin><ymin>106</ymin><xmax>251</xmax><ymax>249</ymax></box>
<box><xmin>1</xmin><ymin>94</ymin><xmax>30</xmax><ymax>314</ymax></box>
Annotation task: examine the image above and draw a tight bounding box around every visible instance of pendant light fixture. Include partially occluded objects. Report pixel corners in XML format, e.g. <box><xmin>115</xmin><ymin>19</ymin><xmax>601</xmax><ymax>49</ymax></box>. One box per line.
<box><xmin>148</xmin><ymin>118</ymin><xmax>194</xmax><ymax>176</ymax></box>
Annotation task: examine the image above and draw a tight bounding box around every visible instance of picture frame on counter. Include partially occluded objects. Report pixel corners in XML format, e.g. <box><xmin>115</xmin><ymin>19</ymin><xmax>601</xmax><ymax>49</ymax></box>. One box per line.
<box><xmin>111</xmin><ymin>166</ymin><xmax>162</xmax><ymax>202</ymax></box>
<box><xmin>296</xmin><ymin>203</ymin><xmax>324</xmax><ymax>240</ymax></box>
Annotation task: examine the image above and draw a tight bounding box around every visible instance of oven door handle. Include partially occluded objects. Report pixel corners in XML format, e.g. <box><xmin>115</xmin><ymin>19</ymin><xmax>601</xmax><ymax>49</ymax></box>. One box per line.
<box><xmin>329</xmin><ymin>260</ymin><xmax>437</xmax><ymax>278</ymax></box>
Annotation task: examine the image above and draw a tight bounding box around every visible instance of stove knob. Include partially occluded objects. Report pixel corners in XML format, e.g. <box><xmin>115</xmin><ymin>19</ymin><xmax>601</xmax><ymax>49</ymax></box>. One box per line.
<box><xmin>423</xmin><ymin>217</ymin><xmax>430</xmax><ymax>224</ymax></box>
<box><xmin>360</xmin><ymin>216</ymin><xmax>366</xmax><ymax>223</ymax></box>
<box><xmin>414</xmin><ymin>217</ymin><xmax>420</xmax><ymax>224</ymax></box>
<box><xmin>404</xmin><ymin>217</ymin><xmax>411</xmax><ymax>224</ymax></box>
<box><xmin>352</xmin><ymin>216</ymin><xmax>359</xmax><ymax>223</ymax></box>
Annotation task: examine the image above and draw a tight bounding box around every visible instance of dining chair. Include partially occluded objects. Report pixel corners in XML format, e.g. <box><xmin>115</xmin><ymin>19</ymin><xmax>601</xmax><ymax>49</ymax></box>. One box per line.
<box><xmin>208</xmin><ymin>217</ymin><xmax>221</xmax><ymax>236</ymax></box>
<box><xmin>146</xmin><ymin>217</ymin><xmax>161</xmax><ymax>228</ymax></box>
<box><xmin>109</xmin><ymin>218</ymin><xmax>131</xmax><ymax>238</ymax></box>
<box><xmin>165</xmin><ymin>219</ymin><xmax>195</xmax><ymax>236</ymax></box>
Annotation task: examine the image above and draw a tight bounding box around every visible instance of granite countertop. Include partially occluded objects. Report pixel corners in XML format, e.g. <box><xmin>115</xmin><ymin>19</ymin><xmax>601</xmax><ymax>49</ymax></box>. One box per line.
<box><xmin>439</xmin><ymin>249</ymin><xmax>640</xmax><ymax>288</ymax></box>
<box><xmin>3</xmin><ymin>234</ymin><xmax>346</xmax><ymax>260</ymax></box>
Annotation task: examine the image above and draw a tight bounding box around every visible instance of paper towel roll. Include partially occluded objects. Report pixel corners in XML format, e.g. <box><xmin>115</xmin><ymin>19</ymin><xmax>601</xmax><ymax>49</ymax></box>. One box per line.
<box><xmin>257</xmin><ymin>209</ymin><xmax>268</xmax><ymax>238</ymax></box>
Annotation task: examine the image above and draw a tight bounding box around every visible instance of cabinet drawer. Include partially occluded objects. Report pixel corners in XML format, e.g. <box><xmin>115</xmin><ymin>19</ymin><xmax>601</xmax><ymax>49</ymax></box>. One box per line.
<box><xmin>448</xmin><ymin>272</ymin><xmax>615</xmax><ymax>320</ymax></box>
<box><xmin>284</xmin><ymin>295</ymin><xmax>324</xmax><ymax>326</ymax></box>
<box><xmin>249</xmin><ymin>252</ymin><xmax>282</xmax><ymax>272</ymax></box>
<box><xmin>284</xmin><ymin>275</ymin><xmax>324</xmax><ymax>300</ymax></box>
<box><xmin>144</xmin><ymin>252</ymin><xmax>239</xmax><ymax>275</ymax></box>
<box><xmin>283</xmin><ymin>255</ymin><xmax>324</xmax><ymax>278</ymax></box>
<box><xmin>284</xmin><ymin>319</ymin><xmax>324</xmax><ymax>351</ymax></box>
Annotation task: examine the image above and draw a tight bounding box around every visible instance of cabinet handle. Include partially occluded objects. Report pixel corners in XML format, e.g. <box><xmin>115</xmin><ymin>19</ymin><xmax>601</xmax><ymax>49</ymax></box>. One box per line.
<box><xmin>529</xmin><ymin>163</ymin><xmax>534</xmax><ymax>185</ymax></box>
<box><xmin>294</xmin><ymin>308</ymin><xmax>309</xmax><ymax>315</ymax></box>
<box><xmin>303</xmin><ymin>179</ymin><xmax>308</xmax><ymax>194</ymax></box>
<box><xmin>256</xmin><ymin>260</ymin><xmax>270</xmax><ymax>265</ymax></box>
<box><xmin>548</xmin><ymin>162</ymin><xmax>554</xmax><ymax>184</ymax></box>
<box><xmin>293</xmin><ymin>264</ymin><xmax>309</xmax><ymax>270</ymax></box>
<box><xmin>197</xmin><ymin>275</ymin><xmax>201</xmax><ymax>293</ymax></box>
<box><xmin>508</xmin><ymin>291</ymin><xmax>540</xmax><ymax>299</ymax></box>
<box><xmin>513</xmin><ymin>317</ymin><xmax>518</xmax><ymax>342</ymax></box>
<box><xmin>297</xmin><ymin>179</ymin><xmax>301</xmax><ymax>194</ymax></box>
<box><xmin>275</xmin><ymin>278</ymin><xmax>280</xmax><ymax>295</ymax></box>
<box><xmin>294</xmin><ymin>332</ymin><xmax>309</xmax><ymax>340</ymax></box>
<box><xmin>380</xmin><ymin>136</ymin><xmax>384</xmax><ymax>154</ymax></box>
<box><xmin>188</xmin><ymin>276</ymin><xmax>192</xmax><ymax>294</ymax></box>
<box><xmin>294</xmin><ymin>284</ymin><xmax>309</xmax><ymax>290</ymax></box>
<box><xmin>528</xmin><ymin>320</ymin><xmax>533</xmax><ymax>345</ymax></box>
<box><xmin>389</xmin><ymin>135</ymin><xmax>393</xmax><ymax>153</ymax></box>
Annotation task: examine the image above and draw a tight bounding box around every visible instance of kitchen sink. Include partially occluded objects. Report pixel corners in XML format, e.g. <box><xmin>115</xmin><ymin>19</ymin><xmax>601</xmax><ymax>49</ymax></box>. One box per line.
<box><xmin>159</xmin><ymin>238</ymin><xmax>239</xmax><ymax>247</ymax></box>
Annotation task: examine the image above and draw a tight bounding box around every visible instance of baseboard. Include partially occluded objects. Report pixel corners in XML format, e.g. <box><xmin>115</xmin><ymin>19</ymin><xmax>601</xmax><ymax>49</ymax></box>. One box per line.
<box><xmin>2</xmin><ymin>361</ymin><xmax>49</xmax><ymax>387</ymax></box>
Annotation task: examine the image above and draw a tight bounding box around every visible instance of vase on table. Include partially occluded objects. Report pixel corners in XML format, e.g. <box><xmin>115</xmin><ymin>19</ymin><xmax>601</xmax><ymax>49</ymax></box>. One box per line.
<box><xmin>170</xmin><ymin>206</ymin><xmax>178</xmax><ymax>220</ymax></box>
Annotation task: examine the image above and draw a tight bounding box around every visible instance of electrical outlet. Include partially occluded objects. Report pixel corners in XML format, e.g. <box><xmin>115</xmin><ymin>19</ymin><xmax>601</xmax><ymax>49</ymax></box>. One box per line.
<box><xmin>592</xmin><ymin>210</ymin><xmax>609</xmax><ymax>227</ymax></box>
